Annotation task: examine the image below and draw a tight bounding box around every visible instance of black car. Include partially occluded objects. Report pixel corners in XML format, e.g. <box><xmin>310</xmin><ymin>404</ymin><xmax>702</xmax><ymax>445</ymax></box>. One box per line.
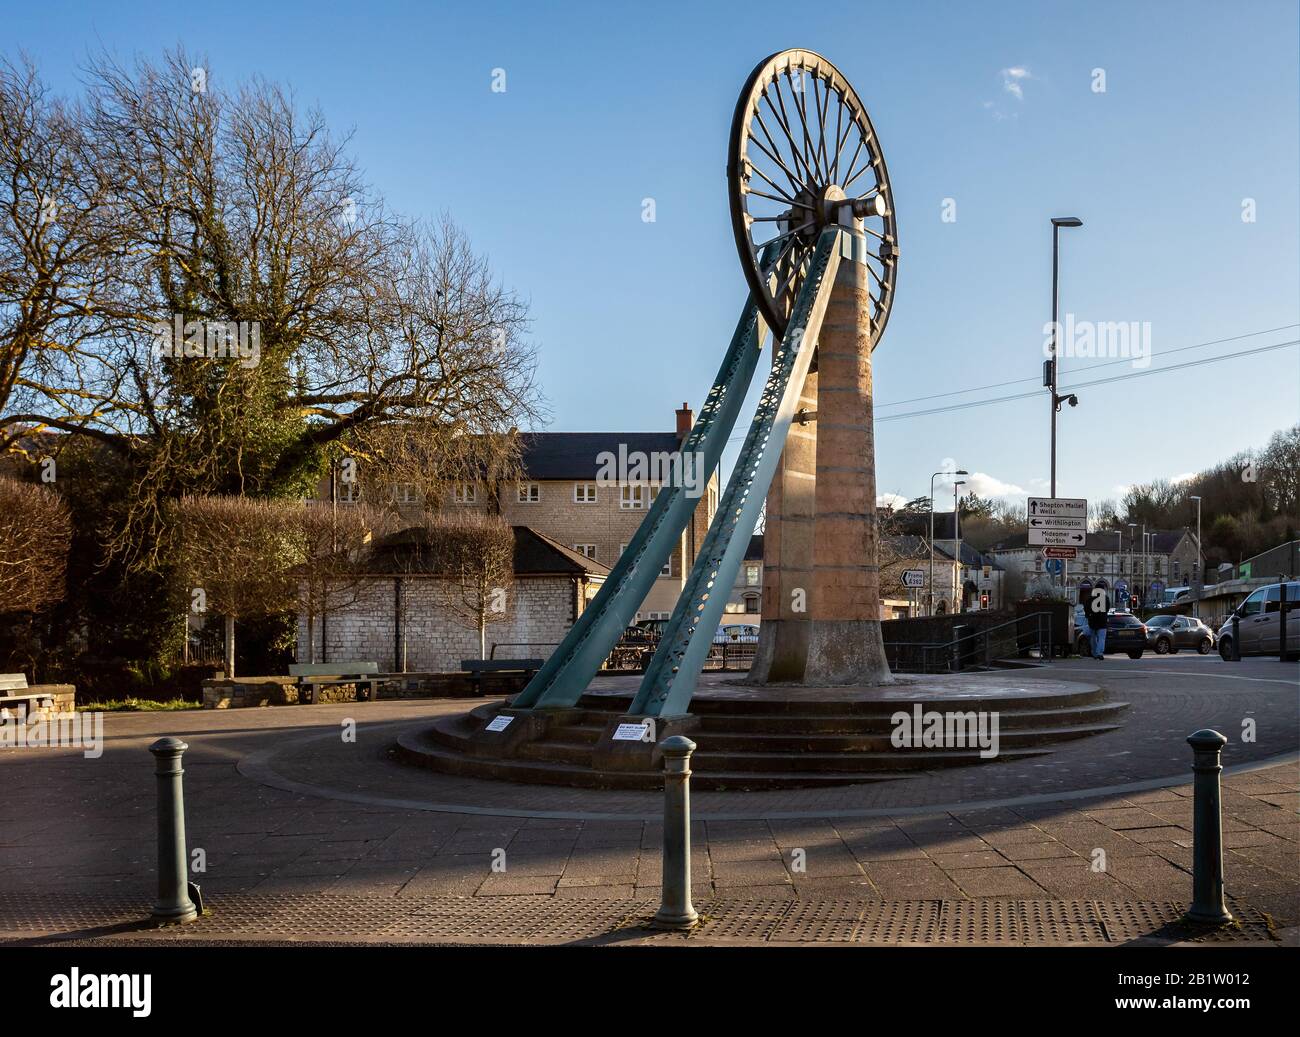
<box><xmin>1145</xmin><ymin>614</ymin><xmax>1216</xmax><ymax>654</ymax></box>
<box><xmin>1075</xmin><ymin>610</ymin><xmax>1146</xmax><ymax>659</ymax></box>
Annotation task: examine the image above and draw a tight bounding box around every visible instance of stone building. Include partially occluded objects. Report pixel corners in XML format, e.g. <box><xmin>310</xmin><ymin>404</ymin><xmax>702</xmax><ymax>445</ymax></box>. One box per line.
<box><xmin>312</xmin><ymin>404</ymin><xmax>717</xmax><ymax>622</ymax></box>
<box><xmin>723</xmin><ymin>534</ymin><xmax>765</xmax><ymax>620</ymax></box>
<box><xmin>297</xmin><ymin>526</ymin><xmax>607</xmax><ymax>672</ymax></box>
<box><xmin>986</xmin><ymin>528</ymin><xmax>1192</xmax><ymax>605</ymax></box>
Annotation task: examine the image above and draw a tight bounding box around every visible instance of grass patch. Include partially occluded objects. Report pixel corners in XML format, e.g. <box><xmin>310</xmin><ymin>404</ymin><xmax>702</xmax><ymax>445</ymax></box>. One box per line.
<box><xmin>77</xmin><ymin>698</ymin><xmax>201</xmax><ymax>713</ymax></box>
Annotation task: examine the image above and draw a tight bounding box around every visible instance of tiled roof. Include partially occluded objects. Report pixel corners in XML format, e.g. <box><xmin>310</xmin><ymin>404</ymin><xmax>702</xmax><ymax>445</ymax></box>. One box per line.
<box><xmin>517</xmin><ymin>432</ymin><xmax>684</xmax><ymax>480</ymax></box>
<box><xmin>363</xmin><ymin>525</ymin><xmax>609</xmax><ymax>577</ymax></box>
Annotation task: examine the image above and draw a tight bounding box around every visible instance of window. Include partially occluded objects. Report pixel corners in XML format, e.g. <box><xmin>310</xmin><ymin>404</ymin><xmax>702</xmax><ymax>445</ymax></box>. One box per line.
<box><xmin>661</xmin><ymin>556</ymin><xmax>672</xmax><ymax>578</ymax></box>
<box><xmin>338</xmin><ymin>481</ymin><xmax>360</xmax><ymax>504</ymax></box>
<box><xmin>621</xmin><ymin>484</ymin><xmax>647</xmax><ymax>510</ymax></box>
<box><xmin>744</xmin><ymin>593</ymin><xmax>760</xmax><ymax>614</ymax></box>
<box><xmin>707</xmin><ymin>486</ymin><xmax>717</xmax><ymax>521</ymax></box>
<box><xmin>518</xmin><ymin>482</ymin><xmax>541</xmax><ymax>503</ymax></box>
<box><xmin>390</xmin><ymin>483</ymin><xmax>418</xmax><ymax>505</ymax></box>
<box><xmin>745</xmin><ymin>563</ymin><xmax>760</xmax><ymax>587</ymax></box>
<box><xmin>574</xmin><ymin>483</ymin><xmax>597</xmax><ymax>504</ymax></box>
<box><xmin>1239</xmin><ymin>588</ymin><xmax>1266</xmax><ymax>617</ymax></box>
<box><xmin>573</xmin><ymin>544</ymin><xmax>597</xmax><ymax>560</ymax></box>
<box><xmin>452</xmin><ymin>483</ymin><xmax>477</xmax><ymax>505</ymax></box>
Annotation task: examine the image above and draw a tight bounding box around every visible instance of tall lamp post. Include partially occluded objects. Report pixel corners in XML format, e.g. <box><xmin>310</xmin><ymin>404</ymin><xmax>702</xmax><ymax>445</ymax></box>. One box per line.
<box><xmin>930</xmin><ymin>468</ymin><xmax>968</xmax><ymax>615</ymax></box>
<box><xmin>953</xmin><ymin>479</ymin><xmax>967</xmax><ymax>612</ymax></box>
<box><xmin>1190</xmin><ymin>495</ymin><xmax>1203</xmax><ymax>618</ymax></box>
<box><xmin>1127</xmin><ymin>522</ymin><xmax>1137</xmax><ymax>607</ymax></box>
<box><xmin>1048</xmin><ymin>216</ymin><xmax>1083</xmax><ymax>498</ymax></box>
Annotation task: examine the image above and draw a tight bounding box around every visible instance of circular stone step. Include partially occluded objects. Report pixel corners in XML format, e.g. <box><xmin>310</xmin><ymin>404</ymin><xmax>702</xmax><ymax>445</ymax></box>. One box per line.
<box><xmin>395</xmin><ymin>672</ymin><xmax>1126</xmax><ymax>791</ymax></box>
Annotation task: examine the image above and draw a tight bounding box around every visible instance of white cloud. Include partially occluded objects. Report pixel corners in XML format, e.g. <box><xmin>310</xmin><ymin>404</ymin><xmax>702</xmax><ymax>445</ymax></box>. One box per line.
<box><xmin>1001</xmin><ymin>66</ymin><xmax>1031</xmax><ymax>99</ymax></box>
<box><xmin>963</xmin><ymin>472</ymin><xmax>1026</xmax><ymax>499</ymax></box>
<box><xmin>877</xmin><ymin>492</ymin><xmax>910</xmax><ymax>511</ymax></box>
<box><xmin>1171</xmin><ymin>472</ymin><xmax>1197</xmax><ymax>485</ymax></box>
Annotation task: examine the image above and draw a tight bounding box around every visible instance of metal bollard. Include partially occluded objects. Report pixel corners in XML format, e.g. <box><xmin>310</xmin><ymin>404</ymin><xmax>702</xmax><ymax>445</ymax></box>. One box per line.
<box><xmin>1230</xmin><ymin>614</ymin><xmax>1241</xmax><ymax>661</ymax></box>
<box><xmin>653</xmin><ymin>736</ymin><xmax>699</xmax><ymax>930</ymax></box>
<box><xmin>150</xmin><ymin>737</ymin><xmax>198</xmax><ymax>924</ymax></box>
<box><xmin>1184</xmin><ymin>729</ymin><xmax>1233</xmax><ymax>925</ymax></box>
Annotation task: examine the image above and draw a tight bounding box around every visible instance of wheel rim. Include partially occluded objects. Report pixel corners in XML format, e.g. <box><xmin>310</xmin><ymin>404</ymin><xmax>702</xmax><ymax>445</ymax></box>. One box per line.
<box><xmin>728</xmin><ymin>49</ymin><xmax>898</xmax><ymax>342</ymax></box>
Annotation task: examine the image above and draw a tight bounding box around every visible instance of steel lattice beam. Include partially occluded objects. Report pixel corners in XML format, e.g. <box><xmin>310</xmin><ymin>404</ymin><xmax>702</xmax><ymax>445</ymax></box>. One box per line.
<box><xmin>512</xmin><ymin>295</ymin><xmax>769</xmax><ymax>711</ymax></box>
<box><xmin>629</xmin><ymin>226</ymin><xmax>844</xmax><ymax>717</ymax></box>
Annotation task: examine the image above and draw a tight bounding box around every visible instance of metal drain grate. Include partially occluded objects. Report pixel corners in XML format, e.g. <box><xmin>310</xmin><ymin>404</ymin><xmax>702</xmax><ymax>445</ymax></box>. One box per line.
<box><xmin>0</xmin><ymin>893</ymin><xmax>147</xmax><ymax>932</ymax></box>
<box><xmin>934</xmin><ymin>900</ymin><xmax>1107</xmax><ymax>944</ymax></box>
<box><xmin>1095</xmin><ymin>901</ymin><xmax>1274</xmax><ymax>944</ymax></box>
<box><xmin>857</xmin><ymin>900</ymin><xmax>942</xmax><ymax>943</ymax></box>
<box><xmin>0</xmin><ymin>892</ymin><xmax>1279</xmax><ymax>944</ymax></box>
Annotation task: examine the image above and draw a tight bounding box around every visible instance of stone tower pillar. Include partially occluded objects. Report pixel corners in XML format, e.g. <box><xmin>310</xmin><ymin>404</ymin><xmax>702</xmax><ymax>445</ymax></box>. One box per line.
<box><xmin>804</xmin><ymin>229</ymin><xmax>893</xmax><ymax>686</ymax></box>
<box><xmin>749</xmin><ymin>369</ymin><xmax>817</xmax><ymax>683</ymax></box>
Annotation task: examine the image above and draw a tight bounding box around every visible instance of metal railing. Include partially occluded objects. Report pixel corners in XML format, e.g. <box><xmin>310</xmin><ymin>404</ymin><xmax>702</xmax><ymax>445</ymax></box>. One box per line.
<box><xmin>885</xmin><ymin>612</ymin><xmax>1055</xmax><ymax>674</ymax></box>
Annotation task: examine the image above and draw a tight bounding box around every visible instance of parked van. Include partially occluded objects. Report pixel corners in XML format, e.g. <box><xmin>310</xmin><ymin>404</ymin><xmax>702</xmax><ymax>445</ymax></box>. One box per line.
<box><xmin>1216</xmin><ymin>581</ymin><xmax>1300</xmax><ymax>659</ymax></box>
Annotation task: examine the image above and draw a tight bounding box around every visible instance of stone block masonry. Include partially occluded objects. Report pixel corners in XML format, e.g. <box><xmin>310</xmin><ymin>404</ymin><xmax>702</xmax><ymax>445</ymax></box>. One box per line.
<box><xmin>298</xmin><ymin>574</ymin><xmax>580</xmax><ymax>673</ymax></box>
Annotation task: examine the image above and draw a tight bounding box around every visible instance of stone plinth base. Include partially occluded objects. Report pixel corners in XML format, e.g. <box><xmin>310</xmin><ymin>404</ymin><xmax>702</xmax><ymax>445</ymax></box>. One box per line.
<box><xmin>805</xmin><ymin>619</ymin><xmax>894</xmax><ymax>686</ymax></box>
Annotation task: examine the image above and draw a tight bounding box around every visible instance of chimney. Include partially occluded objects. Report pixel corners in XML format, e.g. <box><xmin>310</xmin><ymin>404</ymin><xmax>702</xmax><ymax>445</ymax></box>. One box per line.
<box><xmin>675</xmin><ymin>402</ymin><xmax>693</xmax><ymax>439</ymax></box>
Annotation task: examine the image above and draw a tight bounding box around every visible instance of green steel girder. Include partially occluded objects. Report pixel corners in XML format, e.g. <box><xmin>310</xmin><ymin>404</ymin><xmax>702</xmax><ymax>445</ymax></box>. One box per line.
<box><xmin>512</xmin><ymin>294</ymin><xmax>769</xmax><ymax>711</ymax></box>
<box><xmin>629</xmin><ymin>226</ymin><xmax>844</xmax><ymax>718</ymax></box>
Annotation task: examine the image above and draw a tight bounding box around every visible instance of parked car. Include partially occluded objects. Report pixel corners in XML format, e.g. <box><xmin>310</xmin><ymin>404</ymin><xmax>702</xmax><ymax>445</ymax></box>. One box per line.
<box><xmin>636</xmin><ymin>618</ymin><xmax>669</xmax><ymax>639</ymax></box>
<box><xmin>714</xmin><ymin>622</ymin><xmax>760</xmax><ymax>644</ymax></box>
<box><xmin>1217</xmin><ymin>581</ymin><xmax>1300</xmax><ymax>659</ymax></box>
<box><xmin>1074</xmin><ymin>609</ymin><xmax>1147</xmax><ymax>659</ymax></box>
<box><xmin>608</xmin><ymin>625</ymin><xmax>659</xmax><ymax>670</ymax></box>
<box><xmin>1145</xmin><ymin>614</ymin><xmax>1217</xmax><ymax>654</ymax></box>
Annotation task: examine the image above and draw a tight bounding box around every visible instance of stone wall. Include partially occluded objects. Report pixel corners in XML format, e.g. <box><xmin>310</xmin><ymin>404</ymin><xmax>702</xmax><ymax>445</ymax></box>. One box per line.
<box><xmin>202</xmin><ymin>670</ymin><xmax>531</xmax><ymax>708</ymax></box>
<box><xmin>297</xmin><ymin>575</ymin><xmax>579</xmax><ymax>672</ymax></box>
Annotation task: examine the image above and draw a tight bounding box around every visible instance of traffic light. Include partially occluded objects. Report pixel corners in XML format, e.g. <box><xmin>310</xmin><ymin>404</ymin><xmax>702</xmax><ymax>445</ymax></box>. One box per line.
<box><xmin>980</xmin><ymin>593</ymin><xmax>989</xmax><ymax>610</ymax></box>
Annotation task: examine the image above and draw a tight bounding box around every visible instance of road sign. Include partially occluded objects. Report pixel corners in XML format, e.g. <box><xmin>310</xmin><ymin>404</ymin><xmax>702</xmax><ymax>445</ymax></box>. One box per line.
<box><xmin>1045</xmin><ymin>558</ymin><xmax>1064</xmax><ymax>576</ymax></box>
<box><xmin>1042</xmin><ymin>546</ymin><xmax>1078</xmax><ymax>559</ymax></box>
<box><xmin>901</xmin><ymin>568</ymin><xmax>926</xmax><ymax>588</ymax></box>
<box><xmin>1029</xmin><ymin>528</ymin><xmax>1086</xmax><ymax>547</ymax></box>
<box><xmin>1027</xmin><ymin>497</ymin><xmax>1087</xmax><ymax>521</ymax></box>
<box><xmin>1115</xmin><ymin>579</ymin><xmax>1128</xmax><ymax>593</ymax></box>
<box><xmin>1028</xmin><ymin>515</ymin><xmax>1086</xmax><ymax>532</ymax></box>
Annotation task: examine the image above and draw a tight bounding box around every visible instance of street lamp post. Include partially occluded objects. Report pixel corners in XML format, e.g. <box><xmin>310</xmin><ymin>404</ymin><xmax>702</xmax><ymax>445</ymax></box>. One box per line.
<box><xmin>1127</xmin><ymin>522</ymin><xmax>1136</xmax><ymax>607</ymax></box>
<box><xmin>953</xmin><ymin>479</ymin><xmax>967</xmax><ymax>612</ymax></box>
<box><xmin>930</xmin><ymin>468</ymin><xmax>968</xmax><ymax>616</ymax></box>
<box><xmin>1190</xmin><ymin>495</ymin><xmax>1203</xmax><ymax>618</ymax></box>
<box><xmin>1048</xmin><ymin>216</ymin><xmax>1083</xmax><ymax>498</ymax></box>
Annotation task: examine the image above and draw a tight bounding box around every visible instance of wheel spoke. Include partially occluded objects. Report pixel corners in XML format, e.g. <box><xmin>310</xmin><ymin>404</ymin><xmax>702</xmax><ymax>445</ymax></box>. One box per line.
<box><xmin>788</xmin><ymin>68</ymin><xmax>823</xmax><ymax>182</ymax></box>
<box><xmin>752</xmin><ymin>107</ymin><xmax>812</xmax><ymax>195</ymax></box>
<box><xmin>768</xmin><ymin>78</ymin><xmax>816</xmax><ymax>187</ymax></box>
<box><xmin>747</xmin><ymin>130</ymin><xmax>811</xmax><ymax>199</ymax></box>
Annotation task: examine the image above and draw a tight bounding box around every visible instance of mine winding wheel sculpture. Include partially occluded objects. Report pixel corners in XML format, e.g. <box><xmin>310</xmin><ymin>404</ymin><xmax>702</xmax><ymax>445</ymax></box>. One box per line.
<box><xmin>507</xmin><ymin>49</ymin><xmax>897</xmax><ymax>720</ymax></box>
<box><xmin>729</xmin><ymin>49</ymin><xmax>897</xmax><ymax>345</ymax></box>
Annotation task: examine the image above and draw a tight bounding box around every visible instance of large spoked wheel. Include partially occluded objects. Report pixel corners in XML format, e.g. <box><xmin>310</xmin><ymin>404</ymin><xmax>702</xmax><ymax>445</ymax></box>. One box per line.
<box><xmin>727</xmin><ymin>49</ymin><xmax>898</xmax><ymax>343</ymax></box>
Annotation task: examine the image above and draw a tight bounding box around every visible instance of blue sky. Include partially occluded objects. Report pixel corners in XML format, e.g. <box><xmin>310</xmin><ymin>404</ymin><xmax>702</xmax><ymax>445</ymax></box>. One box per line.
<box><xmin>7</xmin><ymin>0</ymin><xmax>1298</xmax><ymax>515</ymax></box>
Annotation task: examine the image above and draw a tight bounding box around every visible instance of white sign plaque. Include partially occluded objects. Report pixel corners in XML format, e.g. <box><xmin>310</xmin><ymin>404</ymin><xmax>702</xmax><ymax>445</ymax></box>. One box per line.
<box><xmin>1027</xmin><ymin>497</ymin><xmax>1087</xmax><ymax>522</ymax></box>
<box><xmin>1028</xmin><ymin>528</ymin><xmax>1087</xmax><ymax>547</ymax></box>
<box><xmin>485</xmin><ymin>715</ymin><xmax>514</xmax><ymax>733</ymax></box>
<box><xmin>613</xmin><ymin>722</ymin><xmax>650</xmax><ymax>742</ymax></box>
<box><xmin>901</xmin><ymin>568</ymin><xmax>926</xmax><ymax>588</ymax></box>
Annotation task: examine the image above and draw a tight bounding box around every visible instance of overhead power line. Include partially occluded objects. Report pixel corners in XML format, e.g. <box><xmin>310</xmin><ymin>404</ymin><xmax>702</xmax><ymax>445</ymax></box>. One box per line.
<box><xmin>875</xmin><ymin>324</ymin><xmax>1300</xmax><ymax>410</ymax></box>
<box><xmin>874</xmin><ymin>338</ymin><xmax>1298</xmax><ymax>423</ymax></box>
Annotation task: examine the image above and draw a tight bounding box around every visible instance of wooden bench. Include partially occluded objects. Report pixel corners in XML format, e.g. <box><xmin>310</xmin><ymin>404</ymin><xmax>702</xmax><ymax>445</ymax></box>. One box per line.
<box><xmin>288</xmin><ymin>662</ymin><xmax>383</xmax><ymax>704</ymax></box>
<box><xmin>0</xmin><ymin>673</ymin><xmax>56</xmax><ymax>722</ymax></box>
<box><xmin>460</xmin><ymin>658</ymin><xmax>544</xmax><ymax>696</ymax></box>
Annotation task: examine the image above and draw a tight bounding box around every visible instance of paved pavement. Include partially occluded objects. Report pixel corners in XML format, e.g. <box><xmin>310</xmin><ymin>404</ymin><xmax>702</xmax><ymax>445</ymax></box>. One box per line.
<box><xmin>1</xmin><ymin>656</ymin><xmax>1295</xmax><ymax>945</ymax></box>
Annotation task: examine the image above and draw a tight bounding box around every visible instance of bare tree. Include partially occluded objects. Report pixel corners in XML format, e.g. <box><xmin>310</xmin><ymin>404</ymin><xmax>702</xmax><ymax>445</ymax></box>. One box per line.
<box><xmin>171</xmin><ymin>495</ymin><xmax>298</xmax><ymax>677</ymax></box>
<box><xmin>2</xmin><ymin>50</ymin><xmax>542</xmax><ymax>573</ymax></box>
<box><xmin>291</xmin><ymin>501</ymin><xmax>388</xmax><ymax>665</ymax></box>
<box><xmin>0</xmin><ymin>475</ymin><xmax>71</xmax><ymax>612</ymax></box>
<box><xmin>434</xmin><ymin>513</ymin><xmax>515</xmax><ymax>660</ymax></box>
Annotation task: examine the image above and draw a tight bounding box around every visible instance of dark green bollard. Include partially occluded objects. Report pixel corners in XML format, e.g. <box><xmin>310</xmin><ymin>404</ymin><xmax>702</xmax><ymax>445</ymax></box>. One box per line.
<box><xmin>653</xmin><ymin>736</ymin><xmax>699</xmax><ymax>930</ymax></box>
<box><xmin>150</xmin><ymin>737</ymin><xmax>198</xmax><ymax>924</ymax></box>
<box><xmin>1184</xmin><ymin>729</ymin><xmax>1233</xmax><ymax>925</ymax></box>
